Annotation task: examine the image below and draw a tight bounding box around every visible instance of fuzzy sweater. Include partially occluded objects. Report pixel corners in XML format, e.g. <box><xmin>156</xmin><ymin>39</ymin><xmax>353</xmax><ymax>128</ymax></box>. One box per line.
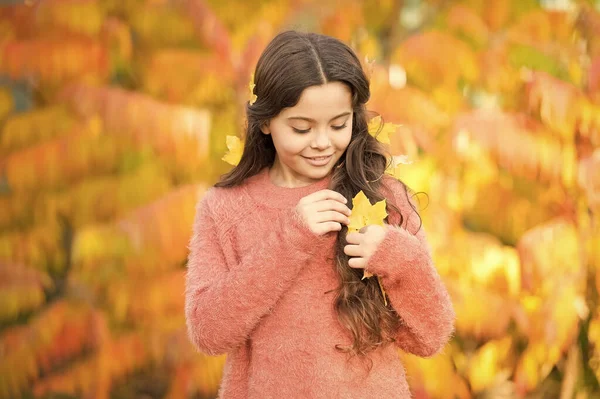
<box><xmin>185</xmin><ymin>167</ymin><xmax>455</xmax><ymax>399</ymax></box>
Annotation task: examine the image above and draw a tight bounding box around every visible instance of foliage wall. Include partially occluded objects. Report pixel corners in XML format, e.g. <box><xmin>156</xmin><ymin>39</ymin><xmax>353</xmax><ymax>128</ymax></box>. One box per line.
<box><xmin>1</xmin><ymin>0</ymin><xmax>600</xmax><ymax>398</ymax></box>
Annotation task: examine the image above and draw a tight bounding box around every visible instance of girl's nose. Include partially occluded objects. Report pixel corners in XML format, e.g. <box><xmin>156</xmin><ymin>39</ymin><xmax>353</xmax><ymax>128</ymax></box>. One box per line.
<box><xmin>311</xmin><ymin>130</ymin><xmax>331</xmax><ymax>149</ymax></box>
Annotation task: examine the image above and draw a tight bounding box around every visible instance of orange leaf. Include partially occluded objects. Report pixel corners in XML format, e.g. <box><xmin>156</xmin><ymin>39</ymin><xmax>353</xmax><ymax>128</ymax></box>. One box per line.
<box><xmin>452</xmin><ymin>109</ymin><xmax>577</xmax><ymax>187</ymax></box>
<box><xmin>72</xmin><ymin>184</ymin><xmax>207</xmax><ymax>280</ymax></box>
<box><xmin>61</xmin><ymin>85</ymin><xmax>212</xmax><ymax>167</ymax></box>
<box><xmin>390</xmin><ymin>30</ymin><xmax>479</xmax><ymax>90</ymax></box>
<box><xmin>0</xmin><ymin>37</ymin><xmax>108</xmax><ymax>84</ymax></box>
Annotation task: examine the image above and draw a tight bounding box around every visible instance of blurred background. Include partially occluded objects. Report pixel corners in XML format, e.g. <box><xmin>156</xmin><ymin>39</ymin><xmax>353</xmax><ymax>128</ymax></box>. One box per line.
<box><xmin>0</xmin><ymin>0</ymin><xmax>599</xmax><ymax>398</ymax></box>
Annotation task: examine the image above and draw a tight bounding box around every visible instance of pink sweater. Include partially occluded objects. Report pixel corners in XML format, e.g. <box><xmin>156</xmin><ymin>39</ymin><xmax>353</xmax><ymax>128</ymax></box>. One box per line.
<box><xmin>185</xmin><ymin>168</ymin><xmax>455</xmax><ymax>398</ymax></box>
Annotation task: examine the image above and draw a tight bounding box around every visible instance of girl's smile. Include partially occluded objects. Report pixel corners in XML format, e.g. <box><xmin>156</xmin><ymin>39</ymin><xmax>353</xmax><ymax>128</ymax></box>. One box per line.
<box><xmin>302</xmin><ymin>154</ymin><xmax>334</xmax><ymax>166</ymax></box>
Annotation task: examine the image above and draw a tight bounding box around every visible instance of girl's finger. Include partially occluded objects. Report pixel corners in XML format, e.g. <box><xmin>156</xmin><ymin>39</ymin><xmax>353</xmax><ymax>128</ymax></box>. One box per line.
<box><xmin>303</xmin><ymin>189</ymin><xmax>347</xmax><ymax>205</ymax></box>
<box><xmin>348</xmin><ymin>257</ymin><xmax>366</xmax><ymax>269</ymax></box>
<box><xmin>346</xmin><ymin>232</ymin><xmax>362</xmax><ymax>244</ymax></box>
<box><xmin>313</xmin><ymin>200</ymin><xmax>351</xmax><ymax>216</ymax></box>
<box><xmin>315</xmin><ymin>211</ymin><xmax>350</xmax><ymax>225</ymax></box>
<box><xmin>317</xmin><ymin>222</ymin><xmax>342</xmax><ymax>234</ymax></box>
<box><xmin>343</xmin><ymin>244</ymin><xmax>362</xmax><ymax>257</ymax></box>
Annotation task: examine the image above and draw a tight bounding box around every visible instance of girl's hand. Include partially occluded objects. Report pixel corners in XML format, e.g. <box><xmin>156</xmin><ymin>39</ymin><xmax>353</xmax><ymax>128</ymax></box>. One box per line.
<box><xmin>296</xmin><ymin>189</ymin><xmax>352</xmax><ymax>236</ymax></box>
<box><xmin>344</xmin><ymin>225</ymin><xmax>387</xmax><ymax>269</ymax></box>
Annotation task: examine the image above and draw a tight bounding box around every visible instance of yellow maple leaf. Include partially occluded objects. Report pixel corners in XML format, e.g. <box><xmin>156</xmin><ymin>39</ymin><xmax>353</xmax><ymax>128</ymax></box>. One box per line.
<box><xmin>367</xmin><ymin>115</ymin><xmax>400</xmax><ymax>144</ymax></box>
<box><xmin>347</xmin><ymin>190</ymin><xmax>389</xmax><ymax>304</ymax></box>
<box><xmin>222</xmin><ymin>135</ymin><xmax>244</xmax><ymax>166</ymax></box>
<box><xmin>348</xmin><ymin>190</ymin><xmax>388</xmax><ymax>233</ymax></box>
<box><xmin>248</xmin><ymin>72</ymin><xmax>257</xmax><ymax>105</ymax></box>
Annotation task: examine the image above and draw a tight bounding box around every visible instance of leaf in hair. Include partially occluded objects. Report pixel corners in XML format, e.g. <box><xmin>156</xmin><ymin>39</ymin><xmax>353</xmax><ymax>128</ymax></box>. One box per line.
<box><xmin>248</xmin><ymin>72</ymin><xmax>257</xmax><ymax>105</ymax></box>
<box><xmin>222</xmin><ymin>135</ymin><xmax>244</xmax><ymax>166</ymax></box>
<box><xmin>367</xmin><ymin>115</ymin><xmax>400</xmax><ymax>144</ymax></box>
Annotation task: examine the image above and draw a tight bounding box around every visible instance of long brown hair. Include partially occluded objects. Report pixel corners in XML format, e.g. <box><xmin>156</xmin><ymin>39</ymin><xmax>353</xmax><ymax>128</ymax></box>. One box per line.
<box><xmin>216</xmin><ymin>30</ymin><xmax>420</xmax><ymax>359</ymax></box>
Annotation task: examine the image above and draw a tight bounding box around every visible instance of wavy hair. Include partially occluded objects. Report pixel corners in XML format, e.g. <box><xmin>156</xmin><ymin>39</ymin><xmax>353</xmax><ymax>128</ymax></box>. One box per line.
<box><xmin>215</xmin><ymin>30</ymin><xmax>420</xmax><ymax>359</ymax></box>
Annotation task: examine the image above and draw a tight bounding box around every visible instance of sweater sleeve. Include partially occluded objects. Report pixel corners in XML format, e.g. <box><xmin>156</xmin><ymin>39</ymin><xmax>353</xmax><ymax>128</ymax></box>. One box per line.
<box><xmin>365</xmin><ymin>177</ymin><xmax>455</xmax><ymax>357</ymax></box>
<box><xmin>185</xmin><ymin>190</ymin><xmax>330</xmax><ymax>356</ymax></box>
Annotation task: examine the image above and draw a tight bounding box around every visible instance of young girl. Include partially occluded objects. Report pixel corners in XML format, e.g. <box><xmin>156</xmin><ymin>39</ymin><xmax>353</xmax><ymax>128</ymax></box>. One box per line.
<box><xmin>185</xmin><ymin>30</ymin><xmax>455</xmax><ymax>398</ymax></box>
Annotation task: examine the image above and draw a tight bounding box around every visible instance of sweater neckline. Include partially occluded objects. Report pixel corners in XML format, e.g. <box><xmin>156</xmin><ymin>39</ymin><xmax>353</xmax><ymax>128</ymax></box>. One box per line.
<box><xmin>244</xmin><ymin>167</ymin><xmax>332</xmax><ymax>209</ymax></box>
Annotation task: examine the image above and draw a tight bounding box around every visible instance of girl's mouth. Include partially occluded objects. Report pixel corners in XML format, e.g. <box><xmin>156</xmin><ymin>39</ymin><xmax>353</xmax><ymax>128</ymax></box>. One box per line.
<box><xmin>303</xmin><ymin>154</ymin><xmax>333</xmax><ymax>166</ymax></box>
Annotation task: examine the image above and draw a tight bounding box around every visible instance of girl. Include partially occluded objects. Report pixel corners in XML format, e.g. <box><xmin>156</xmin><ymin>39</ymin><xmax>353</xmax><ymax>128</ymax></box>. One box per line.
<box><xmin>185</xmin><ymin>30</ymin><xmax>455</xmax><ymax>398</ymax></box>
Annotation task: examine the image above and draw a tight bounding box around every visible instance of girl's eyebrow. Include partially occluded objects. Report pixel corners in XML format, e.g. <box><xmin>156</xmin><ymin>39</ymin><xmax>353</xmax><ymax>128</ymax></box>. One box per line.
<box><xmin>287</xmin><ymin>112</ymin><xmax>351</xmax><ymax>123</ymax></box>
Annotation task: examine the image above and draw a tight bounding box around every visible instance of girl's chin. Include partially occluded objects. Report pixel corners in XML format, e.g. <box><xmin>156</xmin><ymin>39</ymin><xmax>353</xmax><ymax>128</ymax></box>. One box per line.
<box><xmin>302</xmin><ymin>166</ymin><xmax>335</xmax><ymax>179</ymax></box>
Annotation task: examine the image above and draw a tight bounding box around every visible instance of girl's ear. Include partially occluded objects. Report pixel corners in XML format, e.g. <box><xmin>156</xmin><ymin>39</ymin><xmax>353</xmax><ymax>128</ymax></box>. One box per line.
<box><xmin>260</xmin><ymin>121</ymin><xmax>271</xmax><ymax>135</ymax></box>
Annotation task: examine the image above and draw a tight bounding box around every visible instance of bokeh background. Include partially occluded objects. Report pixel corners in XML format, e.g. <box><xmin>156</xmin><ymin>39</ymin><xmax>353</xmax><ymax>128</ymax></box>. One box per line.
<box><xmin>1</xmin><ymin>0</ymin><xmax>600</xmax><ymax>398</ymax></box>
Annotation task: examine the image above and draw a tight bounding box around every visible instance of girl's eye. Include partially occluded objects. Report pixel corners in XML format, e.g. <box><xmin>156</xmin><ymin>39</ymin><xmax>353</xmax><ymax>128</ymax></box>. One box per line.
<box><xmin>292</xmin><ymin>127</ymin><xmax>311</xmax><ymax>134</ymax></box>
<box><xmin>292</xmin><ymin>123</ymin><xmax>348</xmax><ymax>134</ymax></box>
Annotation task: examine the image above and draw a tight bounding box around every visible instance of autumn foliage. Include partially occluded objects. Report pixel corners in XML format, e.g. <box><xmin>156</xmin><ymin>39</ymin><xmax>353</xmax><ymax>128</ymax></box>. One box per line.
<box><xmin>1</xmin><ymin>0</ymin><xmax>600</xmax><ymax>398</ymax></box>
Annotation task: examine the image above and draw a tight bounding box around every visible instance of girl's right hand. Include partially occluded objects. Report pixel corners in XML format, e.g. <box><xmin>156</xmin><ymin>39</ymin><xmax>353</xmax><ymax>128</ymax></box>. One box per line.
<box><xmin>295</xmin><ymin>189</ymin><xmax>352</xmax><ymax>236</ymax></box>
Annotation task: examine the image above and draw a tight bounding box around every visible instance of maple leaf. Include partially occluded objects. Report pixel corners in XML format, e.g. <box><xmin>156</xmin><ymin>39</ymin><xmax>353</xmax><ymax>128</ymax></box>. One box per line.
<box><xmin>222</xmin><ymin>135</ymin><xmax>244</xmax><ymax>166</ymax></box>
<box><xmin>248</xmin><ymin>72</ymin><xmax>257</xmax><ymax>105</ymax></box>
<box><xmin>367</xmin><ymin>116</ymin><xmax>400</xmax><ymax>145</ymax></box>
<box><xmin>348</xmin><ymin>190</ymin><xmax>388</xmax><ymax>233</ymax></box>
<box><xmin>347</xmin><ymin>190</ymin><xmax>389</xmax><ymax>304</ymax></box>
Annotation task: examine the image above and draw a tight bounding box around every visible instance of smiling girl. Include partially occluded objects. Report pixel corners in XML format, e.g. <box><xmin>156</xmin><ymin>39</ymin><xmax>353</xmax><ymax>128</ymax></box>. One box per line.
<box><xmin>185</xmin><ymin>30</ymin><xmax>455</xmax><ymax>398</ymax></box>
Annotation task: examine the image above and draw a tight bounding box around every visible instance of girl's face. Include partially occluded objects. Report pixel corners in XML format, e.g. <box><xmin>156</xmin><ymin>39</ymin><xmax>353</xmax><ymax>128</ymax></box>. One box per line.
<box><xmin>261</xmin><ymin>81</ymin><xmax>353</xmax><ymax>187</ymax></box>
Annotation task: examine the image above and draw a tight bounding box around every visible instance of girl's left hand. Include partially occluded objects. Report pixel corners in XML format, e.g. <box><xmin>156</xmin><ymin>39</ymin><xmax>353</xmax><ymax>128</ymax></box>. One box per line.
<box><xmin>344</xmin><ymin>225</ymin><xmax>388</xmax><ymax>269</ymax></box>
